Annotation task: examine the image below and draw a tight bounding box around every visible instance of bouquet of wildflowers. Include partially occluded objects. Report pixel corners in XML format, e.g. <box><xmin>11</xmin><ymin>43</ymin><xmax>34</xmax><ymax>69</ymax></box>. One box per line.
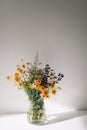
<box><xmin>7</xmin><ymin>53</ymin><xmax>64</xmax><ymax>124</ymax></box>
<box><xmin>7</xmin><ymin>54</ymin><xmax>64</xmax><ymax>100</ymax></box>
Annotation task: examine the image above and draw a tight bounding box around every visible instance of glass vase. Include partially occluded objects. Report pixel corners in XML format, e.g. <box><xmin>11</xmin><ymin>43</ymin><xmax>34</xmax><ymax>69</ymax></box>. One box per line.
<box><xmin>27</xmin><ymin>97</ymin><xmax>47</xmax><ymax>125</ymax></box>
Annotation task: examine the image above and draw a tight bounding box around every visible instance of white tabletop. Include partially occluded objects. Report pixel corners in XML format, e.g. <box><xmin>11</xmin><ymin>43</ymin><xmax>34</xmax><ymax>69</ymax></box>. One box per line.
<box><xmin>0</xmin><ymin>111</ymin><xmax>87</xmax><ymax>130</ymax></box>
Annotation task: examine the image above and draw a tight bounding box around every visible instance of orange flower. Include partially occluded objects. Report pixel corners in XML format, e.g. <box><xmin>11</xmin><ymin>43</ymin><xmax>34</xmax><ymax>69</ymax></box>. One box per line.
<box><xmin>14</xmin><ymin>73</ymin><xmax>19</xmax><ymax>77</ymax></box>
<box><xmin>43</xmin><ymin>90</ymin><xmax>48</xmax><ymax>96</ymax></box>
<box><xmin>14</xmin><ymin>73</ymin><xmax>20</xmax><ymax>82</ymax></box>
<box><xmin>45</xmin><ymin>94</ymin><xmax>50</xmax><ymax>98</ymax></box>
<box><xmin>42</xmin><ymin>89</ymin><xmax>50</xmax><ymax>98</ymax></box>
<box><xmin>42</xmin><ymin>93</ymin><xmax>50</xmax><ymax>98</ymax></box>
<box><xmin>35</xmin><ymin>79</ymin><xmax>42</xmax><ymax>85</ymax></box>
<box><xmin>38</xmin><ymin>85</ymin><xmax>45</xmax><ymax>91</ymax></box>
<box><xmin>52</xmin><ymin>89</ymin><xmax>56</xmax><ymax>94</ymax></box>
<box><xmin>14</xmin><ymin>77</ymin><xmax>20</xmax><ymax>82</ymax></box>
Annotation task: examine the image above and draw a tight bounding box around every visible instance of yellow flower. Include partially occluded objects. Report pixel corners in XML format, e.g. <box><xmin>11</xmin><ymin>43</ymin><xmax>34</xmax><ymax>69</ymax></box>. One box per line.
<box><xmin>14</xmin><ymin>77</ymin><xmax>20</xmax><ymax>82</ymax></box>
<box><xmin>35</xmin><ymin>79</ymin><xmax>42</xmax><ymax>85</ymax></box>
<box><xmin>14</xmin><ymin>73</ymin><xmax>20</xmax><ymax>83</ymax></box>
<box><xmin>19</xmin><ymin>69</ymin><xmax>23</xmax><ymax>74</ymax></box>
<box><xmin>39</xmin><ymin>86</ymin><xmax>49</xmax><ymax>98</ymax></box>
<box><xmin>14</xmin><ymin>73</ymin><xmax>19</xmax><ymax>77</ymax></box>
<box><xmin>52</xmin><ymin>89</ymin><xmax>56</xmax><ymax>94</ymax></box>
<box><xmin>49</xmin><ymin>83</ymin><xmax>54</xmax><ymax>88</ymax></box>
<box><xmin>22</xmin><ymin>64</ymin><xmax>25</xmax><ymax>68</ymax></box>
<box><xmin>45</xmin><ymin>94</ymin><xmax>50</xmax><ymax>98</ymax></box>
<box><xmin>42</xmin><ymin>90</ymin><xmax>48</xmax><ymax>96</ymax></box>
<box><xmin>38</xmin><ymin>85</ymin><xmax>45</xmax><ymax>91</ymax></box>
<box><xmin>42</xmin><ymin>92</ymin><xmax>50</xmax><ymax>98</ymax></box>
<box><xmin>7</xmin><ymin>76</ymin><xmax>11</xmax><ymax>80</ymax></box>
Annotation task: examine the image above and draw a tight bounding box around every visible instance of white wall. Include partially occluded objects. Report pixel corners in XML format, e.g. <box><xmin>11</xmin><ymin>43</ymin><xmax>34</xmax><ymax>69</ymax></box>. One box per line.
<box><xmin>0</xmin><ymin>0</ymin><xmax>87</xmax><ymax>114</ymax></box>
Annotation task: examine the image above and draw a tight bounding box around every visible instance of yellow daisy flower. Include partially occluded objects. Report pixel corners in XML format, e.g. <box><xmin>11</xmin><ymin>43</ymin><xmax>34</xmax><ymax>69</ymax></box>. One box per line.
<box><xmin>35</xmin><ymin>79</ymin><xmax>42</xmax><ymax>85</ymax></box>
<box><xmin>52</xmin><ymin>89</ymin><xmax>56</xmax><ymax>94</ymax></box>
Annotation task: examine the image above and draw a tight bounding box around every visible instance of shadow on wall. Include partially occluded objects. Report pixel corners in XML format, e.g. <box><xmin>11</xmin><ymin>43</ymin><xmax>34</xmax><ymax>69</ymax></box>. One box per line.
<box><xmin>47</xmin><ymin>110</ymin><xmax>87</xmax><ymax>125</ymax></box>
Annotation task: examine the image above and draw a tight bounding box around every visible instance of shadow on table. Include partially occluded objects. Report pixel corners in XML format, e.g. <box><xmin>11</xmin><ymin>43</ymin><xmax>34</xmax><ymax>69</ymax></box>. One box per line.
<box><xmin>47</xmin><ymin>110</ymin><xmax>87</xmax><ymax>125</ymax></box>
